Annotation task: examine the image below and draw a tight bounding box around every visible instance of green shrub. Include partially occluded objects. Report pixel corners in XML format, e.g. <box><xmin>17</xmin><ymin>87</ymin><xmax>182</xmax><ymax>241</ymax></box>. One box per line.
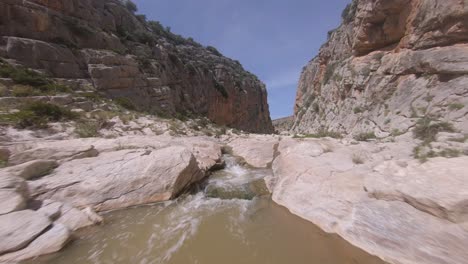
<box><xmin>40</xmin><ymin>83</ymin><xmax>71</xmax><ymax>93</ymax></box>
<box><xmin>1</xmin><ymin>64</ymin><xmax>49</xmax><ymax>87</ymax></box>
<box><xmin>213</xmin><ymin>80</ymin><xmax>228</xmax><ymax>98</ymax></box>
<box><xmin>135</xmin><ymin>14</ymin><xmax>147</xmax><ymax>23</ymax></box>
<box><xmin>323</xmin><ymin>62</ymin><xmax>337</xmax><ymax>84</ymax></box>
<box><xmin>174</xmin><ymin>112</ymin><xmax>188</xmax><ymax>121</ymax></box>
<box><xmin>148</xmin><ymin>21</ymin><xmax>165</xmax><ymax>34</ymax></box>
<box><xmin>352</xmin><ymin>154</ymin><xmax>364</xmax><ymax>164</ymax></box>
<box><xmin>448</xmin><ymin>103</ymin><xmax>464</xmax><ymax>111</ymax></box>
<box><xmin>312</xmin><ymin>102</ymin><xmax>320</xmax><ymax>113</ymax></box>
<box><xmin>414</xmin><ymin>144</ymin><xmax>462</xmax><ymax>162</ymax></box>
<box><xmin>78</xmin><ymin>92</ymin><xmax>102</xmax><ymax>102</ymax></box>
<box><xmin>391</xmin><ymin>129</ymin><xmax>405</xmax><ymax>137</ymax></box>
<box><xmin>75</xmin><ymin>121</ymin><xmax>100</xmax><ymax>138</ymax></box>
<box><xmin>116</xmin><ymin>25</ymin><xmax>131</xmax><ymax>41</ymax></box>
<box><xmin>294</xmin><ymin>129</ymin><xmax>342</xmax><ymax>139</ymax></box>
<box><xmin>438</xmin><ymin>148</ymin><xmax>461</xmax><ymax>158</ymax></box>
<box><xmin>115</xmin><ymin>97</ymin><xmax>136</xmax><ymax>110</ymax></box>
<box><xmin>134</xmin><ymin>30</ymin><xmax>156</xmax><ymax>45</ymax></box>
<box><xmin>0</xmin><ymin>63</ymin><xmax>72</xmax><ymax>94</ymax></box>
<box><xmin>12</xmin><ymin>85</ymin><xmax>37</xmax><ymax>97</ymax></box>
<box><xmin>413</xmin><ymin>117</ymin><xmax>456</xmax><ymax>143</ymax></box>
<box><xmin>207</xmin><ymin>46</ymin><xmax>222</xmax><ymax>57</ymax></box>
<box><xmin>341</xmin><ymin>2</ymin><xmax>357</xmax><ymax>23</ymax></box>
<box><xmin>353</xmin><ymin>107</ymin><xmax>363</xmax><ymax>114</ymax></box>
<box><xmin>354</xmin><ymin>132</ymin><xmax>377</xmax><ymax>142</ymax></box>
<box><xmin>64</xmin><ymin>20</ymin><xmax>93</xmax><ymax>37</ymax></box>
<box><xmin>0</xmin><ymin>159</ymin><xmax>6</xmax><ymax>168</ymax></box>
<box><xmin>125</xmin><ymin>0</ymin><xmax>137</xmax><ymax>12</ymax></box>
<box><xmin>10</xmin><ymin>102</ymin><xmax>77</xmax><ymax>129</ymax></box>
<box><xmin>136</xmin><ymin>57</ymin><xmax>152</xmax><ymax>69</ymax></box>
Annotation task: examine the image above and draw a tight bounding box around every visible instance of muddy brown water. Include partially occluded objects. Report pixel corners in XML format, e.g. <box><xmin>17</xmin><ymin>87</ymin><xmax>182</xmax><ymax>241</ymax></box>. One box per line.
<box><xmin>27</xmin><ymin>155</ymin><xmax>386</xmax><ymax>264</ymax></box>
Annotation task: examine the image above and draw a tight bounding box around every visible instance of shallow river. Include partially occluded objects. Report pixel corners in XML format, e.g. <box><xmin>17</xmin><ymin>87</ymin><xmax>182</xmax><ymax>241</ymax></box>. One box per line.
<box><xmin>28</xmin><ymin>155</ymin><xmax>386</xmax><ymax>264</ymax></box>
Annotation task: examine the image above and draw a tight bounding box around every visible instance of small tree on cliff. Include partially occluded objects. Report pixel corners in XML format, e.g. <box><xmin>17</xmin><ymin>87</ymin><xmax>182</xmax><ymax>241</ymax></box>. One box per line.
<box><xmin>125</xmin><ymin>0</ymin><xmax>137</xmax><ymax>13</ymax></box>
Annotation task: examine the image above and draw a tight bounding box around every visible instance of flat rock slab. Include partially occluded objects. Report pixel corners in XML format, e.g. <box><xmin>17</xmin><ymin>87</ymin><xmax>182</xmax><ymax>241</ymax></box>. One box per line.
<box><xmin>366</xmin><ymin>157</ymin><xmax>468</xmax><ymax>223</ymax></box>
<box><xmin>339</xmin><ymin>200</ymin><xmax>468</xmax><ymax>264</ymax></box>
<box><xmin>0</xmin><ymin>175</ymin><xmax>29</xmax><ymax>215</ymax></box>
<box><xmin>228</xmin><ymin>135</ymin><xmax>279</xmax><ymax>168</ymax></box>
<box><xmin>0</xmin><ymin>210</ymin><xmax>51</xmax><ymax>255</ymax></box>
<box><xmin>6</xmin><ymin>136</ymin><xmax>222</xmax><ymax>172</ymax></box>
<box><xmin>6</xmin><ymin>160</ymin><xmax>58</xmax><ymax>180</ymax></box>
<box><xmin>8</xmin><ymin>145</ymin><xmax>98</xmax><ymax>166</ymax></box>
<box><xmin>0</xmin><ymin>189</ymin><xmax>26</xmax><ymax>215</ymax></box>
<box><xmin>29</xmin><ymin>146</ymin><xmax>204</xmax><ymax>211</ymax></box>
<box><xmin>0</xmin><ymin>223</ymin><xmax>70</xmax><ymax>262</ymax></box>
<box><xmin>271</xmin><ymin>138</ymin><xmax>468</xmax><ymax>264</ymax></box>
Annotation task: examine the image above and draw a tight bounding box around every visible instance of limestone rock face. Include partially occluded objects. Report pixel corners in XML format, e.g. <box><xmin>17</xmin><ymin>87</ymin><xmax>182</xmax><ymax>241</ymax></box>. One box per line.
<box><xmin>293</xmin><ymin>0</ymin><xmax>468</xmax><ymax>137</ymax></box>
<box><xmin>269</xmin><ymin>138</ymin><xmax>468</xmax><ymax>264</ymax></box>
<box><xmin>0</xmin><ymin>0</ymin><xmax>273</xmax><ymax>133</ymax></box>
<box><xmin>272</xmin><ymin>116</ymin><xmax>294</xmax><ymax>133</ymax></box>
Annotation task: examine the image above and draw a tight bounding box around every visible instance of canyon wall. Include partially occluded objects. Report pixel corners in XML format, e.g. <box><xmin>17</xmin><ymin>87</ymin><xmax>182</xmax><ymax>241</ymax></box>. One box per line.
<box><xmin>0</xmin><ymin>0</ymin><xmax>273</xmax><ymax>133</ymax></box>
<box><xmin>293</xmin><ymin>0</ymin><xmax>468</xmax><ymax>136</ymax></box>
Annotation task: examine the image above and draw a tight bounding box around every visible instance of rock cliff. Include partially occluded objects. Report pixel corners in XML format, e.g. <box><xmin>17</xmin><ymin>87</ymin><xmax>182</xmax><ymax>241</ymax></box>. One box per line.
<box><xmin>0</xmin><ymin>0</ymin><xmax>273</xmax><ymax>133</ymax></box>
<box><xmin>293</xmin><ymin>0</ymin><xmax>468</xmax><ymax>138</ymax></box>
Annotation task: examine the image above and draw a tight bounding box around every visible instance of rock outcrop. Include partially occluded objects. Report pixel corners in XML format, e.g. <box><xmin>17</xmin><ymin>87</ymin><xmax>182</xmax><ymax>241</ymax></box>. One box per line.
<box><xmin>0</xmin><ymin>135</ymin><xmax>223</xmax><ymax>261</ymax></box>
<box><xmin>0</xmin><ymin>0</ymin><xmax>273</xmax><ymax>133</ymax></box>
<box><xmin>292</xmin><ymin>0</ymin><xmax>468</xmax><ymax>137</ymax></box>
<box><xmin>231</xmin><ymin>135</ymin><xmax>468</xmax><ymax>264</ymax></box>
<box><xmin>272</xmin><ymin>116</ymin><xmax>293</xmax><ymax>134</ymax></box>
<box><xmin>227</xmin><ymin>135</ymin><xmax>279</xmax><ymax>168</ymax></box>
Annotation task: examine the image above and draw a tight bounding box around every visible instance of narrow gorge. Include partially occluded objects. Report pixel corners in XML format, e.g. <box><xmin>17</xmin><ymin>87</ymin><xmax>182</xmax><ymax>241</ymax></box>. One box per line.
<box><xmin>1</xmin><ymin>0</ymin><xmax>468</xmax><ymax>264</ymax></box>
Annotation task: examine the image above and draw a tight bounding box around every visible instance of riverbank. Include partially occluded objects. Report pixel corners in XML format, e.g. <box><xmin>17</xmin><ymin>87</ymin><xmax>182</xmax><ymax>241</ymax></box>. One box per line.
<box><xmin>1</xmin><ymin>133</ymin><xmax>468</xmax><ymax>263</ymax></box>
<box><xmin>23</xmin><ymin>153</ymin><xmax>386</xmax><ymax>264</ymax></box>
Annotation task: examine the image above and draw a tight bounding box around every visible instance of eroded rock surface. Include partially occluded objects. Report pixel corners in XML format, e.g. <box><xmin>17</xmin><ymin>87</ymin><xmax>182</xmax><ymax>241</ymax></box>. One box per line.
<box><xmin>30</xmin><ymin>146</ymin><xmax>203</xmax><ymax>211</ymax></box>
<box><xmin>292</xmin><ymin>0</ymin><xmax>468</xmax><ymax>138</ymax></box>
<box><xmin>0</xmin><ymin>134</ymin><xmax>224</xmax><ymax>262</ymax></box>
<box><xmin>0</xmin><ymin>175</ymin><xmax>29</xmax><ymax>215</ymax></box>
<box><xmin>0</xmin><ymin>210</ymin><xmax>51</xmax><ymax>255</ymax></box>
<box><xmin>227</xmin><ymin>135</ymin><xmax>279</xmax><ymax>168</ymax></box>
<box><xmin>268</xmin><ymin>137</ymin><xmax>468</xmax><ymax>264</ymax></box>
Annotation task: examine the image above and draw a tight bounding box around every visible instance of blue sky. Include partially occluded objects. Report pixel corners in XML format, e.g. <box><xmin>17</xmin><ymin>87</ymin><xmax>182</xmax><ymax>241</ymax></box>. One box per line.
<box><xmin>133</xmin><ymin>0</ymin><xmax>350</xmax><ymax>119</ymax></box>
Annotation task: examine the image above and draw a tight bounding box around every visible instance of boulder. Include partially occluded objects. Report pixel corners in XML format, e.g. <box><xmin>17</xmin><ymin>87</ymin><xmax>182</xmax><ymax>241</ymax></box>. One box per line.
<box><xmin>174</xmin><ymin>137</ymin><xmax>223</xmax><ymax>172</ymax></box>
<box><xmin>6</xmin><ymin>159</ymin><xmax>58</xmax><ymax>180</ymax></box>
<box><xmin>0</xmin><ymin>210</ymin><xmax>51</xmax><ymax>255</ymax></box>
<box><xmin>0</xmin><ymin>175</ymin><xmax>29</xmax><ymax>215</ymax></box>
<box><xmin>0</xmin><ymin>189</ymin><xmax>27</xmax><ymax>216</ymax></box>
<box><xmin>227</xmin><ymin>135</ymin><xmax>279</xmax><ymax>168</ymax></box>
<box><xmin>6</xmin><ymin>136</ymin><xmax>223</xmax><ymax>172</ymax></box>
<box><xmin>8</xmin><ymin>145</ymin><xmax>98</xmax><ymax>166</ymax></box>
<box><xmin>38</xmin><ymin>200</ymin><xmax>62</xmax><ymax>221</ymax></box>
<box><xmin>56</xmin><ymin>203</ymin><xmax>102</xmax><ymax>231</ymax></box>
<box><xmin>29</xmin><ymin>146</ymin><xmax>204</xmax><ymax>211</ymax></box>
<box><xmin>0</xmin><ymin>223</ymin><xmax>71</xmax><ymax>262</ymax></box>
<box><xmin>205</xmin><ymin>177</ymin><xmax>269</xmax><ymax>200</ymax></box>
